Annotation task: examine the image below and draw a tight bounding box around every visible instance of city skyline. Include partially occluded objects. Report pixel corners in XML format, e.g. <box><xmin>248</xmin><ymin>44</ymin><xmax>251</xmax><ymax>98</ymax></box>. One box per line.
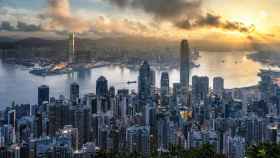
<box><xmin>1</xmin><ymin>1</ymin><xmax>280</xmax><ymax>157</ymax></box>
<box><xmin>0</xmin><ymin>39</ymin><xmax>280</xmax><ymax>157</ymax></box>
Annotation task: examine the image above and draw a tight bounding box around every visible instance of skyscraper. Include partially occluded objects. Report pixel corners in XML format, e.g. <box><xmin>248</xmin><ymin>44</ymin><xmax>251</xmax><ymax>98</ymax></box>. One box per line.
<box><xmin>160</xmin><ymin>72</ymin><xmax>169</xmax><ymax>97</ymax></box>
<box><xmin>86</xmin><ymin>93</ymin><xmax>98</xmax><ymax>114</ymax></box>
<box><xmin>8</xmin><ymin>110</ymin><xmax>16</xmax><ymax>129</ymax></box>
<box><xmin>138</xmin><ymin>61</ymin><xmax>152</xmax><ymax>103</ymax></box>
<box><xmin>180</xmin><ymin>40</ymin><xmax>190</xmax><ymax>90</ymax></box>
<box><xmin>126</xmin><ymin>126</ymin><xmax>150</xmax><ymax>157</ymax></box>
<box><xmin>259</xmin><ymin>74</ymin><xmax>275</xmax><ymax>102</ymax></box>
<box><xmin>161</xmin><ymin>72</ymin><xmax>170</xmax><ymax>106</ymax></box>
<box><xmin>150</xmin><ymin>69</ymin><xmax>156</xmax><ymax>95</ymax></box>
<box><xmin>70</xmin><ymin>82</ymin><xmax>79</xmax><ymax>104</ymax></box>
<box><xmin>173</xmin><ymin>83</ymin><xmax>181</xmax><ymax>97</ymax></box>
<box><xmin>38</xmin><ymin>85</ymin><xmax>49</xmax><ymax>105</ymax></box>
<box><xmin>74</xmin><ymin>106</ymin><xmax>91</xmax><ymax>147</ymax></box>
<box><xmin>7</xmin><ymin>110</ymin><xmax>16</xmax><ymax>144</ymax></box>
<box><xmin>109</xmin><ymin>86</ymin><xmax>116</xmax><ymax>97</ymax></box>
<box><xmin>96</xmin><ymin>76</ymin><xmax>108</xmax><ymax>97</ymax></box>
<box><xmin>35</xmin><ymin>113</ymin><xmax>43</xmax><ymax>138</ymax></box>
<box><xmin>48</xmin><ymin>102</ymin><xmax>71</xmax><ymax>136</ymax></box>
<box><xmin>68</xmin><ymin>32</ymin><xmax>75</xmax><ymax>63</ymax></box>
<box><xmin>192</xmin><ymin>76</ymin><xmax>209</xmax><ymax>105</ymax></box>
<box><xmin>157</xmin><ymin>116</ymin><xmax>169</xmax><ymax>150</ymax></box>
<box><xmin>213</xmin><ymin>77</ymin><xmax>224</xmax><ymax>97</ymax></box>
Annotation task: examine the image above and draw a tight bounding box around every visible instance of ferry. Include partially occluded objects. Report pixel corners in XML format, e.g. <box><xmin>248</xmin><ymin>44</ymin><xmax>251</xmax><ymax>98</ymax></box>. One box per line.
<box><xmin>191</xmin><ymin>62</ymin><xmax>200</xmax><ymax>68</ymax></box>
<box><xmin>29</xmin><ymin>68</ymin><xmax>48</xmax><ymax>76</ymax></box>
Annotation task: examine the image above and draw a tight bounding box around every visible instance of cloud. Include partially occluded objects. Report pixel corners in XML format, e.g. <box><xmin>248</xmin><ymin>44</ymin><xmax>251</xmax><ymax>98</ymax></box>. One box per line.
<box><xmin>176</xmin><ymin>13</ymin><xmax>256</xmax><ymax>33</ymax></box>
<box><xmin>0</xmin><ymin>21</ymin><xmax>42</xmax><ymax>32</ymax></box>
<box><xmin>0</xmin><ymin>1</ymin><xmax>89</xmax><ymax>33</ymax></box>
<box><xmin>0</xmin><ymin>0</ymin><xmax>258</xmax><ymax>44</ymax></box>
<box><xmin>89</xmin><ymin>16</ymin><xmax>156</xmax><ymax>38</ymax></box>
<box><xmin>0</xmin><ymin>21</ymin><xmax>15</xmax><ymax>31</ymax></box>
<box><xmin>106</xmin><ymin>0</ymin><xmax>255</xmax><ymax>33</ymax></box>
<box><xmin>106</xmin><ymin>0</ymin><xmax>202</xmax><ymax>20</ymax></box>
<box><xmin>247</xmin><ymin>32</ymin><xmax>280</xmax><ymax>51</ymax></box>
<box><xmin>42</xmin><ymin>0</ymin><xmax>92</xmax><ymax>32</ymax></box>
<box><xmin>0</xmin><ymin>1</ymin><xmax>158</xmax><ymax>38</ymax></box>
<box><xmin>17</xmin><ymin>22</ymin><xmax>42</xmax><ymax>32</ymax></box>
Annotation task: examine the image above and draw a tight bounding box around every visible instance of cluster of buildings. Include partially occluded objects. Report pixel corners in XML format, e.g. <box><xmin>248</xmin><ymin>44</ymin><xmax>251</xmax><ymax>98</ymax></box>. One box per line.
<box><xmin>1</xmin><ymin>40</ymin><xmax>280</xmax><ymax>158</ymax></box>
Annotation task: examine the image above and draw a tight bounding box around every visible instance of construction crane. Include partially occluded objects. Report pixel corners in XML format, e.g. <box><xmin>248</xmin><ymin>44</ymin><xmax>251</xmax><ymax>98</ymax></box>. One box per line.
<box><xmin>116</xmin><ymin>81</ymin><xmax>137</xmax><ymax>85</ymax></box>
<box><xmin>126</xmin><ymin>81</ymin><xmax>137</xmax><ymax>85</ymax></box>
<box><xmin>115</xmin><ymin>81</ymin><xmax>137</xmax><ymax>89</ymax></box>
<box><xmin>115</xmin><ymin>81</ymin><xmax>137</xmax><ymax>85</ymax></box>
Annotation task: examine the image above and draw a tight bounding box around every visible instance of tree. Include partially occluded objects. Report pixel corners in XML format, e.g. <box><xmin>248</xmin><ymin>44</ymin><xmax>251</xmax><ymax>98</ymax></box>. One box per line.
<box><xmin>186</xmin><ymin>144</ymin><xmax>225</xmax><ymax>158</ymax></box>
<box><xmin>95</xmin><ymin>144</ymin><xmax>225</xmax><ymax>158</ymax></box>
<box><xmin>246</xmin><ymin>143</ymin><xmax>280</xmax><ymax>158</ymax></box>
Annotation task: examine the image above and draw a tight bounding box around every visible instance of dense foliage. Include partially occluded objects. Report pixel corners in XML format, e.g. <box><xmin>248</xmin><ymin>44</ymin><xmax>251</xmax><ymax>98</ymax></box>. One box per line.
<box><xmin>95</xmin><ymin>144</ymin><xmax>226</xmax><ymax>158</ymax></box>
<box><xmin>246</xmin><ymin>143</ymin><xmax>280</xmax><ymax>158</ymax></box>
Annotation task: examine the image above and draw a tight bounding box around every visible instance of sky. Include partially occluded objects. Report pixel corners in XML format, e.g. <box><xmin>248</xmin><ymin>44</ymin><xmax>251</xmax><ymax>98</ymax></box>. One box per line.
<box><xmin>0</xmin><ymin>0</ymin><xmax>279</xmax><ymax>51</ymax></box>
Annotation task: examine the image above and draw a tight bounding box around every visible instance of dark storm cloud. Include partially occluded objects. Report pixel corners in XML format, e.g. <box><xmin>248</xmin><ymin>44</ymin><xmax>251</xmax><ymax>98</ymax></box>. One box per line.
<box><xmin>0</xmin><ymin>21</ymin><xmax>43</xmax><ymax>32</ymax></box>
<box><xmin>17</xmin><ymin>22</ymin><xmax>42</xmax><ymax>32</ymax></box>
<box><xmin>108</xmin><ymin>0</ymin><xmax>128</xmax><ymax>7</ymax></box>
<box><xmin>176</xmin><ymin>13</ymin><xmax>256</xmax><ymax>33</ymax></box>
<box><xmin>107</xmin><ymin>0</ymin><xmax>255</xmax><ymax>33</ymax></box>
<box><xmin>107</xmin><ymin>0</ymin><xmax>202</xmax><ymax>19</ymax></box>
<box><xmin>0</xmin><ymin>21</ymin><xmax>16</xmax><ymax>31</ymax></box>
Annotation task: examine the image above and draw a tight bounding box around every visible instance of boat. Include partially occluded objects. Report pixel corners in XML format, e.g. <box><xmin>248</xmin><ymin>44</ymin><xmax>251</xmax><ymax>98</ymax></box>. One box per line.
<box><xmin>20</xmin><ymin>62</ymin><xmax>35</xmax><ymax>67</ymax></box>
<box><xmin>83</xmin><ymin>62</ymin><xmax>111</xmax><ymax>69</ymax></box>
<box><xmin>191</xmin><ymin>62</ymin><xmax>200</xmax><ymax>68</ymax></box>
<box><xmin>29</xmin><ymin>68</ymin><xmax>48</xmax><ymax>76</ymax></box>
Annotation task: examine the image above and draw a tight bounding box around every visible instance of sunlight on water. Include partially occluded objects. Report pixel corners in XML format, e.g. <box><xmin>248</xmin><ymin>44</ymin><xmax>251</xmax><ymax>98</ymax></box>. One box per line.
<box><xmin>0</xmin><ymin>51</ymin><xmax>278</xmax><ymax>107</ymax></box>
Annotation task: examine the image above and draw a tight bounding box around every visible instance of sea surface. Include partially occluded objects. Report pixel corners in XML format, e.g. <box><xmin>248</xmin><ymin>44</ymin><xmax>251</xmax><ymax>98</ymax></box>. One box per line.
<box><xmin>0</xmin><ymin>51</ymin><xmax>277</xmax><ymax>108</ymax></box>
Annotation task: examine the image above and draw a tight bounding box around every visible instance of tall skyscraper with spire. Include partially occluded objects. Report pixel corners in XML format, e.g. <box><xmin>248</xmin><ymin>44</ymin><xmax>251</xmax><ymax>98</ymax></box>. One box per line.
<box><xmin>68</xmin><ymin>32</ymin><xmax>75</xmax><ymax>63</ymax></box>
<box><xmin>161</xmin><ymin>72</ymin><xmax>170</xmax><ymax>107</ymax></box>
<box><xmin>138</xmin><ymin>61</ymin><xmax>152</xmax><ymax>100</ymax></box>
<box><xmin>160</xmin><ymin>72</ymin><xmax>169</xmax><ymax>97</ymax></box>
<box><xmin>180</xmin><ymin>40</ymin><xmax>190</xmax><ymax>90</ymax></box>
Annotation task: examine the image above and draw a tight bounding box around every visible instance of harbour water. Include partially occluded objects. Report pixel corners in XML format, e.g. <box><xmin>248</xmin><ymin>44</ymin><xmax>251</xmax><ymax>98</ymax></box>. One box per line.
<box><xmin>0</xmin><ymin>51</ymin><xmax>277</xmax><ymax>108</ymax></box>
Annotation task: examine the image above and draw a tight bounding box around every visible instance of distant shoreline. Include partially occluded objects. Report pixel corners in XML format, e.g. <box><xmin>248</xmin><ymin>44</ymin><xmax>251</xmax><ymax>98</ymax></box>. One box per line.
<box><xmin>247</xmin><ymin>51</ymin><xmax>280</xmax><ymax>67</ymax></box>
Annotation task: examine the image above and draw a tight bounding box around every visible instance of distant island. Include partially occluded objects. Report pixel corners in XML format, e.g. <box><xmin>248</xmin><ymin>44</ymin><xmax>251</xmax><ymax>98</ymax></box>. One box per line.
<box><xmin>0</xmin><ymin>37</ymin><xmax>201</xmax><ymax>76</ymax></box>
<box><xmin>248</xmin><ymin>51</ymin><xmax>280</xmax><ymax>67</ymax></box>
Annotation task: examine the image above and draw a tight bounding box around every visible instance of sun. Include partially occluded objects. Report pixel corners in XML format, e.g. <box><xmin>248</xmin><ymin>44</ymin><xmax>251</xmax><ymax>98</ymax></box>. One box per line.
<box><xmin>230</xmin><ymin>10</ymin><xmax>270</xmax><ymax>33</ymax></box>
<box><xmin>260</xmin><ymin>10</ymin><xmax>268</xmax><ymax>18</ymax></box>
